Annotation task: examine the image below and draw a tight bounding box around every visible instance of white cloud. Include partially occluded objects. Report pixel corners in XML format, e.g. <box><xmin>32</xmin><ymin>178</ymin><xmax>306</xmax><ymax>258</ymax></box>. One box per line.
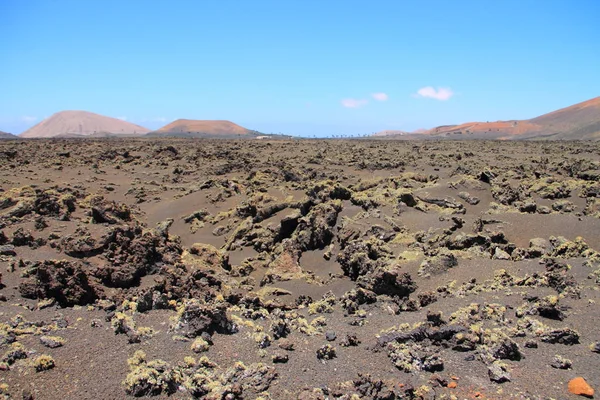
<box><xmin>415</xmin><ymin>86</ymin><xmax>454</xmax><ymax>101</ymax></box>
<box><xmin>21</xmin><ymin>116</ymin><xmax>38</xmax><ymax>123</ymax></box>
<box><xmin>116</xmin><ymin>116</ymin><xmax>128</xmax><ymax>121</ymax></box>
<box><xmin>341</xmin><ymin>98</ymin><xmax>368</xmax><ymax>108</ymax></box>
<box><xmin>371</xmin><ymin>92</ymin><xmax>389</xmax><ymax>101</ymax></box>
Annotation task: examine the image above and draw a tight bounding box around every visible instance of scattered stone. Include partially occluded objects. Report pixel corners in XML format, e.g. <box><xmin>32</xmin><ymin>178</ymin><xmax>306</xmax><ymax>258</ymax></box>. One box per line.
<box><xmin>39</xmin><ymin>336</ymin><xmax>65</xmax><ymax>348</ymax></box>
<box><xmin>524</xmin><ymin>340</ymin><xmax>538</xmax><ymax>349</ymax></box>
<box><xmin>551</xmin><ymin>355</ymin><xmax>572</xmax><ymax>369</ymax></box>
<box><xmin>278</xmin><ymin>339</ymin><xmax>295</xmax><ymax>351</ymax></box>
<box><xmin>341</xmin><ymin>334</ymin><xmax>360</xmax><ymax>347</ymax></box>
<box><xmin>316</xmin><ymin>344</ymin><xmax>336</xmax><ymax>360</ymax></box>
<box><xmin>325</xmin><ymin>330</ymin><xmax>336</xmax><ymax>342</ymax></box>
<box><xmin>0</xmin><ymin>245</ymin><xmax>15</xmax><ymax>256</ymax></box>
<box><xmin>568</xmin><ymin>377</ymin><xmax>594</xmax><ymax>398</ymax></box>
<box><xmin>488</xmin><ymin>361</ymin><xmax>511</xmax><ymax>383</ymax></box>
<box><xmin>493</xmin><ymin>247</ymin><xmax>511</xmax><ymax>260</ymax></box>
<box><xmin>191</xmin><ymin>337</ymin><xmax>210</xmax><ymax>353</ymax></box>
<box><xmin>33</xmin><ymin>355</ymin><xmax>55</xmax><ymax>372</ymax></box>
<box><xmin>272</xmin><ymin>353</ymin><xmax>289</xmax><ymax>363</ymax></box>
<box><xmin>171</xmin><ymin>299</ymin><xmax>232</xmax><ymax>337</ymax></box>
<box><xmin>419</xmin><ymin>253</ymin><xmax>457</xmax><ymax>277</ymax></box>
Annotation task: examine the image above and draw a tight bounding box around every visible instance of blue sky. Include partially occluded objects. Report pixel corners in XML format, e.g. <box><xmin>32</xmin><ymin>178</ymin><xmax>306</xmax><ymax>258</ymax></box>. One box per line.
<box><xmin>1</xmin><ymin>0</ymin><xmax>599</xmax><ymax>136</ymax></box>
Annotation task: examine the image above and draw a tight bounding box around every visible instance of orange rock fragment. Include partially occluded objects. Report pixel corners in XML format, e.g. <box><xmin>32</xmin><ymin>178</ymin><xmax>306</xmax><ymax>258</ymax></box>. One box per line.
<box><xmin>569</xmin><ymin>377</ymin><xmax>594</xmax><ymax>397</ymax></box>
<box><xmin>447</xmin><ymin>381</ymin><xmax>457</xmax><ymax>389</ymax></box>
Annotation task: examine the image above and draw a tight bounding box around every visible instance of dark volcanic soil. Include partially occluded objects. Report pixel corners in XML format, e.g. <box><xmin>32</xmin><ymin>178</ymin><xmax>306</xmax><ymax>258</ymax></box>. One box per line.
<box><xmin>0</xmin><ymin>139</ymin><xmax>599</xmax><ymax>400</ymax></box>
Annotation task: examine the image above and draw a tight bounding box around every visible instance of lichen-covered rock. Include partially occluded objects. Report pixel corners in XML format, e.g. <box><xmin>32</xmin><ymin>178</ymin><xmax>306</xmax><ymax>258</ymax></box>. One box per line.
<box><xmin>337</xmin><ymin>237</ymin><xmax>392</xmax><ymax>280</ymax></box>
<box><xmin>551</xmin><ymin>355</ymin><xmax>572</xmax><ymax>369</ymax></box>
<box><xmin>418</xmin><ymin>253</ymin><xmax>458</xmax><ymax>277</ymax></box>
<box><xmin>491</xmin><ymin>182</ymin><xmax>521</xmax><ymax>205</ymax></box>
<box><xmin>93</xmin><ymin>224</ymin><xmax>182</xmax><ymax>288</ymax></box>
<box><xmin>488</xmin><ymin>361</ymin><xmax>511</xmax><ymax>383</ymax></box>
<box><xmin>2</xmin><ymin>343</ymin><xmax>27</xmax><ymax>365</ymax></box>
<box><xmin>261</xmin><ymin>243</ymin><xmax>305</xmax><ymax>285</ymax></box>
<box><xmin>188</xmin><ymin>243</ymin><xmax>230</xmax><ymax>271</ymax></box>
<box><xmin>191</xmin><ymin>337</ymin><xmax>210</xmax><ymax>353</ymax></box>
<box><xmin>341</xmin><ymin>288</ymin><xmax>377</xmax><ymax>314</ymax></box>
<box><xmin>171</xmin><ymin>299</ymin><xmax>232</xmax><ymax>337</ymax></box>
<box><xmin>540</xmin><ymin>328</ymin><xmax>580</xmax><ymax>345</ymax></box>
<box><xmin>33</xmin><ymin>355</ymin><xmax>55</xmax><ymax>372</ymax></box>
<box><xmin>292</xmin><ymin>201</ymin><xmax>342</xmax><ymax>251</ymax></box>
<box><xmin>358</xmin><ymin>265</ymin><xmax>416</xmax><ymax>298</ymax></box>
<box><xmin>388</xmin><ymin>343</ymin><xmax>444</xmax><ymax>373</ymax></box>
<box><xmin>316</xmin><ymin>344</ymin><xmax>336</xmax><ymax>360</ymax></box>
<box><xmin>39</xmin><ymin>336</ymin><xmax>65</xmax><ymax>348</ymax></box>
<box><xmin>123</xmin><ymin>351</ymin><xmax>179</xmax><ymax>397</ymax></box>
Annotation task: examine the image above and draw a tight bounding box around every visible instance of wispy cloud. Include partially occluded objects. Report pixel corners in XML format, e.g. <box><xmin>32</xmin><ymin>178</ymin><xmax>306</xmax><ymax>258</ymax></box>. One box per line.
<box><xmin>116</xmin><ymin>116</ymin><xmax>128</xmax><ymax>121</ymax></box>
<box><xmin>371</xmin><ymin>92</ymin><xmax>389</xmax><ymax>101</ymax></box>
<box><xmin>414</xmin><ymin>86</ymin><xmax>454</xmax><ymax>101</ymax></box>
<box><xmin>21</xmin><ymin>116</ymin><xmax>38</xmax><ymax>123</ymax></box>
<box><xmin>341</xmin><ymin>98</ymin><xmax>368</xmax><ymax>108</ymax></box>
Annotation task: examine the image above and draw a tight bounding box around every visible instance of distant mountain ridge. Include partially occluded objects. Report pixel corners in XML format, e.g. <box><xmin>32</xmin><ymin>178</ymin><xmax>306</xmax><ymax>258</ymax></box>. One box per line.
<box><xmin>375</xmin><ymin>96</ymin><xmax>600</xmax><ymax>140</ymax></box>
<box><xmin>20</xmin><ymin>111</ymin><xmax>150</xmax><ymax>138</ymax></box>
<box><xmin>0</xmin><ymin>131</ymin><xmax>16</xmax><ymax>139</ymax></box>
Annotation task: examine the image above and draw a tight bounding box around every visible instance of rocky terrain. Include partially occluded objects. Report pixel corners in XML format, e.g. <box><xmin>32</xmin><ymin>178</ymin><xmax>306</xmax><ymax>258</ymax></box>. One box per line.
<box><xmin>0</xmin><ymin>138</ymin><xmax>599</xmax><ymax>399</ymax></box>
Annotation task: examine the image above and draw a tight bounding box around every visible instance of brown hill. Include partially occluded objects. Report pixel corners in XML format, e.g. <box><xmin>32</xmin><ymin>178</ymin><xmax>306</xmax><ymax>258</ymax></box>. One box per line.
<box><xmin>375</xmin><ymin>96</ymin><xmax>600</xmax><ymax>140</ymax></box>
<box><xmin>426</xmin><ymin>96</ymin><xmax>600</xmax><ymax>140</ymax></box>
<box><xmin>0</xmin><ymin>131</ymin><xmax>16</xmax><ymax>139</ymax></box>
<box><xmin>148</xmin><ymin>119</ymin><xmax>254</xmax><ymax>138</ymax></box>
<box><xmin>20</xmin><ymin>111</ymin><xmax>150</xmax><ymax>138</ymax></box>
<box><xmin>527</xmin><ymin>96</ymin><xmax>600</xmax><ymax>140</ymax></box>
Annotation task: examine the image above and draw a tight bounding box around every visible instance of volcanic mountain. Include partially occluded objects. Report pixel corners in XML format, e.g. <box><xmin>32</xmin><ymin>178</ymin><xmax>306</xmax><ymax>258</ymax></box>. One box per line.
<box><xmin>0</xmin><ymin>131</ymin><xmax>16</xmax><ymax>139</ymax></box>
<box><xmin>148</xmin><ymin>119</ymin><xmax>257</xmax><ymax>138</ymax></box>
<box><xmin>376</xmin><ymin>96</ymin><xmax>600</xmax><ymax>140</ymax></box>
<box><xmin>20</xmin><ymin>111</ymin><xmax>150</xmax><ymax>138</ymax></box>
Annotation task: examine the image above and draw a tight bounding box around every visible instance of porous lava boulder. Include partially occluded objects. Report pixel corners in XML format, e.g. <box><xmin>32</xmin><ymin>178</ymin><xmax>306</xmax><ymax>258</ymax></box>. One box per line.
<box><xmin>60</xmin><ymin>227</ymin><xmax>106</xmax><ymax>257</ymax></box>
<box><xmin>418</xmin><ymin>253</ymin><xmax>458</xmax><ymax>277</ymax></box>
<box><xmin>358</xmin><ymin>265</ymin><xmax>416</xmax><ymax>298</ymax></box>
<box><xmin>292</xmin><ymin>200</ymin><xmax>342</xmax><ymax>251</ymax></box>
<box><xmin>93</xmin><ymin>223</ymin><xmax>182</xmax><ymax>288</ymax></box>
<box><xmin>171</xmin><ymin>299</ymin><xmax>232</xmax><ymax>337</ymax></box>
<box><xmin>90</xmin><ymin>200</ymin><xmax>132</xmax><ymax>224</ymax></box>
<box><xmin>188</xmin><ymin>243</ymin><xmax>230</xmax><ymax>271</ymax></box>
<box><xmin>261</xmin><ymin>243</ymin><xmax>304</xmax><ymax>285</ymax></box>
<box><xmin>337</xmin><ymin>238</ymin><xmax>392</xmax><ymax>280</ymax></box>
<box><xmin>19</xmin><ymin>260</ymin><xmax>98</xmax><ymax>306</ymax></box>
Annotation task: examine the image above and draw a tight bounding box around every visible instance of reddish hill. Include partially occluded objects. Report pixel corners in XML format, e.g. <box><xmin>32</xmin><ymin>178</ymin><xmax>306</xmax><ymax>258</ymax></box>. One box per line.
<box><xmin>375</xmin><ymin>96</ymin><xmax>600</xmax><ymax>140</ymax></box>
<box><xmin>148</xmin><ymin>120</ymin><xmax>254</xmax><ymax>138</ymax></box>
<box><xmin>426</xmin><ymin>97</ymin><xmax>600</xmax><ymax>140</ymax></box>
